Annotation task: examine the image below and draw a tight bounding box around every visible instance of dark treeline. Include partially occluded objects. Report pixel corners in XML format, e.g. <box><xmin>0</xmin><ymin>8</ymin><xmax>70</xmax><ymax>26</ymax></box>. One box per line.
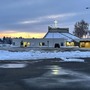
<box><xmin>0</xmin><ymin>36</ymin><xmax>12</xmax><ymax>44</ymax></box>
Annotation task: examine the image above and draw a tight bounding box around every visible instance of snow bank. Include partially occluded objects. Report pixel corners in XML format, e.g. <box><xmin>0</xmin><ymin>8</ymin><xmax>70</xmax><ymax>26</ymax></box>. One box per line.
<box><xmin>0</xmin><ymin>50</ymin><xmax>90</xmax><ymax>61</ymax></box>
<box><xmin>61</xmin><ymin>58</ymin><xmax>84</xmax><ymax>62</ymax></box>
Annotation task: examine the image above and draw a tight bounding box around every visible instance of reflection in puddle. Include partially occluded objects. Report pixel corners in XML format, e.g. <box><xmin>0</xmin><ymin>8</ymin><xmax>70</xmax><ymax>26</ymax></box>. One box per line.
<box><xmin>23</xmin><ymin>65</ymin><xmax>90</xmax><ymax>89</ymax></box>
<box><xmin>46</xmin><ymin>65</ymin><xmax>68</xmax><ymax>76</ymax></box>
<box><xmin>0</xmin><ymin>64</ymin><xmax>27</xmax><ymax>68</ymax></box>
<box><xmin>51</xmin><ymin>66</ymin><xmax>60</xmax><ymax>75</ymax></box>
<box><xmin>52</xmin><ymin>69</ymin><xmax>59</xmax><ymax>75</ymax></box>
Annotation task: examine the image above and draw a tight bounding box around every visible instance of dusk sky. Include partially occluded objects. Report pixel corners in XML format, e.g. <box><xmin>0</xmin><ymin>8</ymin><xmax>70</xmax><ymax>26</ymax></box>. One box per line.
<box><xmin>0</xmin><ymin>0</ymin><xmax>90</xmax><ymax>38</ymax></box>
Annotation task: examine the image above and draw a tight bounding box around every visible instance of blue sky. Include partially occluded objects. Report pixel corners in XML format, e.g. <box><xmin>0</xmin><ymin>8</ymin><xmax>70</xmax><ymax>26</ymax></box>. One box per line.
<box><xmin>0</xmin><ymin>0</ymin><xmax>90</xmax><ymax>37</ymax></box>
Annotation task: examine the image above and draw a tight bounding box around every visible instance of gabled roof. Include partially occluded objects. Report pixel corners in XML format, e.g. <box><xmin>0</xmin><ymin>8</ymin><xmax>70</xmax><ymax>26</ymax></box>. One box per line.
<box><xmin>44</xmin><ymin>26</ymin><xmax>80</xmax><ymax>41</ymax></box>
<box><xmin>44</xmin><ymin>32</ymin><xmax>79</xmax><ymax>41</ymax></box>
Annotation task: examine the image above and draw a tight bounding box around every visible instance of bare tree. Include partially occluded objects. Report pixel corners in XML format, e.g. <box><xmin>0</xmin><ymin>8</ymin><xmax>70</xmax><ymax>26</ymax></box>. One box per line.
<box><xmin>73</xmin><ymin>20</ymin><xmax>89</xmax><ymax>38</ymax></box>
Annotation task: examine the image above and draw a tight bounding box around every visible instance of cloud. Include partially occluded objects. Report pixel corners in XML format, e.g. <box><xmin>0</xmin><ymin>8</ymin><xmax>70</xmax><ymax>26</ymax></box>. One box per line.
<box><xmin>19</xmin><ymin>20</ymin><xmax>41</xmax><ymax>24</ymax></box>
<box><xmin>46</xmin><ymin>13</ymin><xmax>77</xmax><ymax>19</ymax></box>
<box><xmin>0</xmin><ymin>30</ymin><xmax>17</xmax><ymax>33</ymax></box>
<box><xmin>19</xmin><ymin>13</ymin><xmax>78</xmax><ymax>25</ymax></box>
<box><xmin>0</xmin><ymin>0</ymin><xmax>89</xmax><ymax>35</ymax></box>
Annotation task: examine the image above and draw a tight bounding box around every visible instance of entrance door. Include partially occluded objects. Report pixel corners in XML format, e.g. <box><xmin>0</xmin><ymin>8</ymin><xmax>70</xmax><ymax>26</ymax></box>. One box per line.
<box><xmin>20</xmin><ymin>41</ymin><xmax>23</xmax><ymax>47</ymax></box>
<box><xmin>54</xmin><ymin>43</ymin><xmax>60</xmax><ymax>48</ymax></box>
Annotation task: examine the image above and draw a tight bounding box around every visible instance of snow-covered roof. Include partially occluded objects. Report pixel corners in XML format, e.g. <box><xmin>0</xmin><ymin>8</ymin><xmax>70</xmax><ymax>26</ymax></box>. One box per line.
<box><xmin>44</xmin><ymin>32</ymin><xmax>79</xmax><ymax>41</ymax></box>
<box><xmin>61</xmin><ymin>33</ymin><xmax>79</xmax><ymax>40</ymax></box>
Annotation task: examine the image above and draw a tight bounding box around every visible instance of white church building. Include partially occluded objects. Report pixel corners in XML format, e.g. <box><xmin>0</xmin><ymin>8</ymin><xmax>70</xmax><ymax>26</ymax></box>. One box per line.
<box><xmin>12</xmin><ymin>22</ymin><xmax>80</xmax><ymax>48</ymax></box>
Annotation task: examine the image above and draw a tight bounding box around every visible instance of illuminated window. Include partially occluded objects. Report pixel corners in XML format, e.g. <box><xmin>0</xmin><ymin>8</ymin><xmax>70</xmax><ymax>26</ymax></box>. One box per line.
<box><xmin>70</xmin><ymin>42</ymin><xmax>74</xmax><ymax>46</ymax></box>
<box><xmin>85</xmin><ymin>42</ymin><xmax>90</xmax><ymax>48</ymax></box>
<box><xmin>23</xmin><ymin>42</ymin><xmax>27</xmax><ymax>47</ymax></box>
<box><xmin>27</xmin><ymin>42</ymin><xmax>30</xmax><ymax>47</ymax></box>
<box><xmin>80</xmin><ymin>42</ymin><xmax>85</xmax><ymax>47</ymax></box>
<box><xmin>39</xmin><ymin>42</ymin><xmax>45</xmax><ymax>46</ymax></box>
<box><xmin>66</xmin><ymin>42</ymin><xmax>74</xmax><ymax>46</ymax></box>
<box><xmin>22</xmin><ymin>42</ymin><xmax>30</xmax><ymax>47</ymax></box>
<box><xmin>66</xmin><ymin>42</ymin><xmax>70</xmax><ymax>46</ymax></box>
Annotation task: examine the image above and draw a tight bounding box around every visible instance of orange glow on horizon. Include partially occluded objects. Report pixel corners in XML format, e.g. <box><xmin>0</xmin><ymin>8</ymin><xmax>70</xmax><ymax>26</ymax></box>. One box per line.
<box><xmin>0</xmin><ymin>32</ymin><xmax>46</xmax><ymax>38</ymax></box>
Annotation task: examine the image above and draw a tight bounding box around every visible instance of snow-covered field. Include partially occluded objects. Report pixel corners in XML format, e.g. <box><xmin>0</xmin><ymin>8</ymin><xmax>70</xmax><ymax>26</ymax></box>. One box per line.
<box><xmin>0</xmin><ymin>50</ymin><xmax>90</xmax><ymax>62</ymax></box>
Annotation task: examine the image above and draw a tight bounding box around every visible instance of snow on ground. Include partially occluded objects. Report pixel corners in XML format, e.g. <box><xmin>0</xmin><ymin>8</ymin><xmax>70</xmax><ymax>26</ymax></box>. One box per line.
<box><xmin>0</xmin><ymin>50</ymin><xmax>90</xmax><ymax>61</ymax></box>
<box><xmin>61</xmin><ymin>58</ymin><xmax>84</xmax><ymax>62</ymax></box>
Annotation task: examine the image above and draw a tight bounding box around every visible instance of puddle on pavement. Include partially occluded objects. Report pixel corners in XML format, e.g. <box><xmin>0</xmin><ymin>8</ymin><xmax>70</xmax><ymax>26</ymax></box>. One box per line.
<box><xmin>0</xmin><ymin>64</ymin><xmax>27</xmax><ymax>68</ymax></box>
<box><xmin>22</xmin><ymin>65</ymin><xmax>90</xmax><ymax>89</ymax></box>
